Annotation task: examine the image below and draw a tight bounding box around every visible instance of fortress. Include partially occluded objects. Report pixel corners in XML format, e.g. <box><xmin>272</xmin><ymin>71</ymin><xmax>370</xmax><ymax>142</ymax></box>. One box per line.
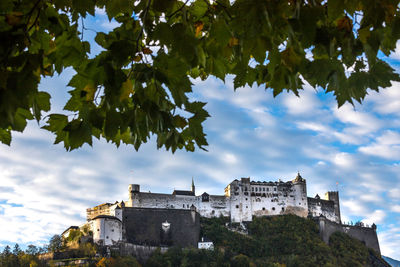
<box><xmin>65</xmin><ymin>173</ymin><xmax>380</xmax><ymax>256</ymax></box>
<box><xmin>86</xmin><ymin>173</ymin><xmax>341</xmax><ymax>224</ymax></box>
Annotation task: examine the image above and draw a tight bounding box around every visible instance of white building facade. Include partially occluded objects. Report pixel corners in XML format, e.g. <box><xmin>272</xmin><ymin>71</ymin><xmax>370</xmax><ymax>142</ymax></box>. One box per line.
<box><xmin>113</xmin><ymin>173</ymin><xmax>340</xmax><ymax>223</ymax></box>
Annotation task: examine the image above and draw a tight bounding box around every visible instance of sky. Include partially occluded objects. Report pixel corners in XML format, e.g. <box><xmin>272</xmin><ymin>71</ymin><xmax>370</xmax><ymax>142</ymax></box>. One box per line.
<box><xmin>1</xmin><ymin>10</ymin><xmax>400</xmax><ymax>260</ymax></box>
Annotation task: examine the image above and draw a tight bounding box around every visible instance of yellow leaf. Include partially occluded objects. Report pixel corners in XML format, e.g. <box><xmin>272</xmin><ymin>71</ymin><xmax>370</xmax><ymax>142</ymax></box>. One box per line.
<box><xmin>229</xmin><ymin>37</ymin><xmax>239</xmax><ymax>47</ymax></box>
<box><xmin>195</xmin><ymin>21</ymin><xmax>204</xmax><ymax>37</ymax></box>
<box><xmin>143</xmin><ymin>47</ymin><xmax>152</xmax><ymax>54</ymax></box>
<box><xmin>83</xmin><ymin>82</ymin><xmax>96</xmax><ymax>101</ymax></box>
<box><xmin>133</xmin><ymin>55</ymin><xmax>142</xmax><ymax>62</ymax></box>
<box><xmin>120</xmin><ymin>79</ymin><xmax>134</xmax><ymax>101</ymax></box>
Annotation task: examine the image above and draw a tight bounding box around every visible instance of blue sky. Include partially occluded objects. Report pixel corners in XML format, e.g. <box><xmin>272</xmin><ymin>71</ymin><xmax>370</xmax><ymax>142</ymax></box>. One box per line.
<box><xmin>1</xmin><ymin>9</ymin><xmax>400</xmax><ymax>260</ymax></box>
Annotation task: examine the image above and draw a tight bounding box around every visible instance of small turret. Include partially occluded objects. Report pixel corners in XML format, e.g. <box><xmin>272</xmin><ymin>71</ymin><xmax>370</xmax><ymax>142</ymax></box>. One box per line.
<box><xmin>191</xmin><ymin>177</ymin><xmax>195</xmax><ymax>195</ymax></box>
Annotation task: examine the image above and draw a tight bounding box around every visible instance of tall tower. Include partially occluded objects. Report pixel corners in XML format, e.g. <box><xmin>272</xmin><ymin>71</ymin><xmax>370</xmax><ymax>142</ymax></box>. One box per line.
<box><xmin>325</xmin><ymin>191</ymin><xmax>341</xmax><ymax>223</ymax></box>
<box><xmin>191</xmin><ymin>177</ymin><xmax>195</xmax><ymax>195</ymax></box>
<box><xmin>128</xmin><ymin>184</ymin><xmax>140</xmax><ymax>207</ymax></box>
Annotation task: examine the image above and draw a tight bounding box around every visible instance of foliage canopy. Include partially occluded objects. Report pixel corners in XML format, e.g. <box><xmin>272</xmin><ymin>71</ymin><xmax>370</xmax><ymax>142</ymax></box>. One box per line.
<box><xmin>2</xmin><ymin>0</ymin><xmax>400</xmax><ymax>151</ymax></box>
<box><xmin>143</xmin><ymin>215</ymin><xmax>389</xmax><ymax>267</ymax></box>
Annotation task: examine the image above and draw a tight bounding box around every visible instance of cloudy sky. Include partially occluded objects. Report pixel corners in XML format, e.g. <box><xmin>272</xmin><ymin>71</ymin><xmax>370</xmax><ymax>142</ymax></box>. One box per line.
<box><xmin>1</xmin><ymin>10</ymin><xmax>400</xmax><ymax>260</ymax></box>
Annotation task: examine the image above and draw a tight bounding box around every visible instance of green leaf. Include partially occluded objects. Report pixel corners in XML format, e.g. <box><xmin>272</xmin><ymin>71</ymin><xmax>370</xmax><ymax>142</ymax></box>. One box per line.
<box><xmin>13</xmin><ymin>108</ymin><xmax>33</xmax><ymax>132</ymax></box>
<box><xmin>190</xmin><ymin>0</ymin><xmax>208</xmax><ymax>19</ymax></box>
<box><xmin>0</xmin><ymin>128</ymin><xmax>11</xmax><ymax>145</ymax></box>
<box><xmin>72</xmin><ymin>0</ymin><xmax>96</xmax><ymax>17</ymax></box>
<box><xmin>105</xmin><ymin>0</ymin><xmax>134</xmax><ymax>20</ymax></box>
<box><xmin>33</xmin><ymin>91</ymin><xmax>51</xmax><ymax>121</ymax></box>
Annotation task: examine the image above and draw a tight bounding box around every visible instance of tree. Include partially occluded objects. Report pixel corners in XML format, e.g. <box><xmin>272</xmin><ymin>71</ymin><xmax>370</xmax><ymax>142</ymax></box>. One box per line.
<box><xmin>12</xmin><ymin>244</ymin><xmax>22</xmax><ymax>256</ymax></box>
<box><xmin>25</xmin><ymin>245</ymin><xmax>38</xmax><ymax>255</ymax></box>
<box><xmin>1</xmin><ymin>0</ymin><xmax>400</xmax><ymax>151</ymax></box>
<box><xmin>48</xmin><ymin>234</ymin><xmax>62</xmax><ymax>252</ymax></box>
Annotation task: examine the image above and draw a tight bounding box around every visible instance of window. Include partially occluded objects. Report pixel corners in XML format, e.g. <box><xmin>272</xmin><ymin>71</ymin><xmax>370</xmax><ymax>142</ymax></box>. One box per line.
<box><xmin>267</xmin><ymin>188</ymin><xmax>269</xmax><ymax>191</ymax></box>
<box><xmin>282</xmin><ymin>207</ymin><xmax>285</xmax><ymax>211</ymax></box>
<box><xmin>272</xmin><ymin>207</ymin><xmax>275</xmax><ymax>211</ymax></box>
<box><xmin>246</xmin><ymin>206</ymin><xmax>248</xmax><ymax>208</ymax></box>
<box><xmin>106</xmin><ymin>236</ymin><xmax>109</xmax><ymax>239</ymax></box>
<box><xmin>236</xmin><ymin>205</ymin><xmax>239</xmax><ymax>208</ymax></box>
<box><xmin>255</xmin><ymin>187</ymin><xmax>258</xmax><ymax>192</ymax></box>
<box><xmin>245</xmin><ymin>198</ymin><xmax>248</xmax><ymax>201</ymax></box>
<box><xmin>183</xmin><ymin>204</ymin><xmax>185</xmax><ymax>208</ymax></box>
<box><xmin>274</xmin><ymin>188</ymin><xmax>277</xmax><ymax>191</ymax></box>
<box><xmin>252</xmin><ymin>188</ymin><xmax>254</xmax><ymax>192</ymax></box>
<box><xmin>97</xmin><ymin>229</ymin><xmax>99</xmax><ymax>231</ymax></box>
<box><xmin>245</xmin><ymin>187</ymin><xmax>247</xmax><ymax>191</ymax></box>
<box><xmin>262</xmin><ymin>207</ymin><xmax>265</xmax><ymax>210</ymax></box>
<box><xmin>111</xmin><ymin>229</ymin><xmax>114</xmax><ymax>232</ymax></box>
<box><xmin>187</xmin><ymin>204</ymin><xmax>189</xmax><ymax>208</ymax></box>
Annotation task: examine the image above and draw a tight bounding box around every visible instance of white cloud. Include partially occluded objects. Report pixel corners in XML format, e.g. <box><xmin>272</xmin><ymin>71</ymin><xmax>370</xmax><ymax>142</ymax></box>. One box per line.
<box><xmin>332</xmin><ymin>152</ymin><xmax>356</xmax><ymax>169</ymax></box>
<box><xmin>333</xmin><ymin>103</ymin><xmax>382</xmax><ymax>135</ymax></box>
<box><xmin>389</xmin><ymin>188</ymin><xmax>400</xmax><ymax>199</ymax></box>
<box><xmin>378</xmin><ymin>224</ymin><xmax>400</xmax><ymax>259</ymax></box>
<box><xmin>391</xmin><ymin>205</ymin><xmax>400</xmax><ymax>213</ymax></box>
<box><xmin>359</xmin><ymin>130</ymin><xmax>400</xmax><ymax>160</ymax></box>
<box><xmin>282</xmin><ymin>84</ymin><xmax>321</xmax><ymax>115</ymax></box>
<box><xmin>222</xmin><ymin>153</ymin><xmax>238</xmax><ymax>164</ymax></box>
<box><xmin>341</xmin><ymin>199</ymin><xmax>369</xmax><ymax>216</ymax></box>
<box><xmin>362</xmin><ymin>209</ymin><xmax>386</xmax><ymax>225</ymax></box>
<box><xmin>368</xmin><ymin>81</ymin><xmax>400</xmax><ymax>116</ymax></box>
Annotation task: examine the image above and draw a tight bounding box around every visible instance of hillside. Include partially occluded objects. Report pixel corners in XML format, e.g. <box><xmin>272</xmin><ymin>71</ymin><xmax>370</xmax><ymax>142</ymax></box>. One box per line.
<box><xmin>145</xmin><ymin>215</ymin><xmax>390</xmax><ymax>267</ymax></box>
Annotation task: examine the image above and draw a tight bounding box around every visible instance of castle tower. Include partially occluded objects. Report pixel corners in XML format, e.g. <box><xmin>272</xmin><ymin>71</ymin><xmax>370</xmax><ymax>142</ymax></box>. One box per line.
<box><xmin>128</xmin><ymin>184</ymin><xmax>140</xmax><ymax>207</ymax></box>
<box><xmin>191</xmin><ymin>177</ymin><xmax>195</xmax><ymax>195</ymax></box>
<box><xmin>325</xmin><ymin>191</ymin><xmax>341</xmax><ymax>223</ymax></box>
<box><xmin>291</xmin><ymin>172</ymin><xmax>308</xmax><ymax>217</ymax></box>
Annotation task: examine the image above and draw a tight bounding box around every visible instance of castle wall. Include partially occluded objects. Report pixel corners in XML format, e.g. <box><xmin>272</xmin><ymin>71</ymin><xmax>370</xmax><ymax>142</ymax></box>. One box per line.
<box><xmin>317</xmin><ymin>217</ymin><xmax>380</xmax><ymax>254</ymax></box>
<box><xmin>308</xmin><ymin>197</ymin><xmax>338</xmax><ymax>223</ymax></box>
<box><xmin>228</xmin><ymin>178</ymin><xmax>308</xmax><ymax>222</ymax></box>
<box><xmin>92</xmin><ymin>217</ymin><xmax>122</xmax><ymax>246</ymax></box>
<box><xmin>128</xmin><ymin>192</ymin><xmax>197</xmax><ymax>210</ymax></box>
<box><xmin>122</xmin><ymin>207</ymin><xmax>200</xmax><ymax>247</ymax></box>
<box><xmin>196</xmin><ymin>195</ymin><xmax>230</xmax><ymax>218</ymax></box>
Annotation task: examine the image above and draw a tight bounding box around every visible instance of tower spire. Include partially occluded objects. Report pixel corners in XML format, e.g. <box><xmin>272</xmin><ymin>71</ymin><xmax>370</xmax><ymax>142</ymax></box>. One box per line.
<box><xmin>191</xmin><ymin>177</ymin><xmax>195</xmax><ymax>195</ymax></box>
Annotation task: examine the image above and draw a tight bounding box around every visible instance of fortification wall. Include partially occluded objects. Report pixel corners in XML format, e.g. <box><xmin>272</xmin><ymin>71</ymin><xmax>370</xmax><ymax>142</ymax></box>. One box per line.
<box><xmin>119</xmin><ymin>243</ymin><xmax>168</xmax><ymax>263</ymax></box>
<box><xmin>122</xmin><ymin>207</ymin><xmax>200</xmax><ymax>247</ymax></box>
<box><xmin>317</xmin><ymin>217</ymin><xmax>380</xmax><ymax>254</ymax></box>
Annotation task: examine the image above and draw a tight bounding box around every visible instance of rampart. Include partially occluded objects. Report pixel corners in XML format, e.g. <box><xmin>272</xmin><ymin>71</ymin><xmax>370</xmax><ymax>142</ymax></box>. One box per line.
<box><xmin>316</xmin><ymin>216</ymin><xmax>380</xmax><ymax>254</ymax></box>
<box><xmin>122</xmin><ymin>207</ymin><xmax>200</xmax><ymax>248</ymax></box>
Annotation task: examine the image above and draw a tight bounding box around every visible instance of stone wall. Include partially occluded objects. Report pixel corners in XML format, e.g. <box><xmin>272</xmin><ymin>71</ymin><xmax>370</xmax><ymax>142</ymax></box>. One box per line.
<box><xmin>122</xmin><ymin>207</ymin><xmax>200</xmax><ymax>247</ymax></box>
<box><xmin>316</xmin><ymin>216</ymin><xmax>380</xmax><ymax>254</ymax></box>
<box><xmin>119</xmin><ymin>243</ymin><xmax>168</xmax><ymax>263</ymax></box>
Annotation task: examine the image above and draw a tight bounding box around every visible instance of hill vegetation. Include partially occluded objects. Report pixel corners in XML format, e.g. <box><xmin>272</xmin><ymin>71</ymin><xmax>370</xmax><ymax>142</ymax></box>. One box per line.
<box><xmin>0</xmin><ymin>215</ymin><xmax>390</xmax><ymax>266</ymax></box>
<box><xmin>145</xmin><ymin>215</ymin><xmax>389</xmax><ymax>267</ymax></box>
